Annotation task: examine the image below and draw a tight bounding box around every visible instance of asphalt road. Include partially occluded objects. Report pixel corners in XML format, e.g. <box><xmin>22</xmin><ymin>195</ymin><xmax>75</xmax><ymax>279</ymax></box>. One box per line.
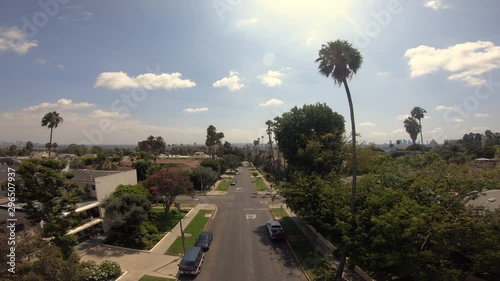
<box><xmin>178</xmin><ymin>166</ymin><xmax>307</xmax><ymax>281</ymax></box>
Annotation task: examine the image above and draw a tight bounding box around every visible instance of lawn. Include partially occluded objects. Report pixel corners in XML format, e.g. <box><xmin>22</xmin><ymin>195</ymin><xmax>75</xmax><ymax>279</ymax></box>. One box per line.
<box><xmin>103</xmin><ymin>208</ymin><xmax>186</xmax><ymax>250</ymax></box>
<box><xmin>165</xmin><ymin>209</ymin><xmax>213</xmax><ymax>256</ymax></box>
<box><xmin>271</xmin><ymin>209</ymin><xmax>319</xmax><ymax>280</ymax></box>
<box><xmin>139</xmin><ymin>275</ymin><xmax>176</xmax><ymax>281</ymax></box>
<box><xmin>270</xmin><ymin>207</ymin><xmax>287</xmax><ymax>218</ymax></box>
<box><xmin>215</xmin><ymin>180</ymin><xmax>230</xmax><ymax>191</ymax></box>
<box><xmin>253</xmin><ymin>177</ymin><xmax>268</xmax><ymax>191</ymax></box>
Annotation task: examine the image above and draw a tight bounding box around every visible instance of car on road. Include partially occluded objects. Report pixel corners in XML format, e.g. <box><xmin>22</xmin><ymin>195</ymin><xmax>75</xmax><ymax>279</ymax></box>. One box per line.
<box><xmin>267</xmin><ymin>220</ymin><xmax>284</xmax><ymax>240</ymax></box>
<box><xmin>231</xmin><ymin>179</ymin><xmax>237</xmax><ymax>186</ymax></box>
<box><xmin>178</xmin><ymin>246</ymin><xmax>205</xmax><ymax>275</ymax></box>
<box><xmin>194</xmin><ymin>231</ymin><xmax>214</xmax><ymax>251</ymax></box>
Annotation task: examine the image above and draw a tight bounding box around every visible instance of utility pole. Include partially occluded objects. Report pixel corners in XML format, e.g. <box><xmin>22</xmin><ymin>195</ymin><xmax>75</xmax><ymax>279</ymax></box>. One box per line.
<box><xmin>175</xmin><ymin>202</ymin><xmax>186</xmax><ymax>255</ymax></box>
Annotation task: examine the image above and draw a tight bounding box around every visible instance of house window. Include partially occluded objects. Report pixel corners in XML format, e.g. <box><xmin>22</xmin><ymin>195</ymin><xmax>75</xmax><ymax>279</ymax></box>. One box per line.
<box><xmin>92</xmin><ymin>185</ymin><xmax>96</xmax><ymax>190</ymax></box>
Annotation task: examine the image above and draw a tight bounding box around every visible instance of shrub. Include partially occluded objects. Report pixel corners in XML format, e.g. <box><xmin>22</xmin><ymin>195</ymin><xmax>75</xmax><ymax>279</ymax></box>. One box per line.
<box><xmin>81</xmin><ymin>260</ymin><xmax>121</xmax><ymax>281</ymax></box>
<box><xmin>252</xmin><ymin>172</ymin><xmax>258</xmax><ymax>177</ymax></box>
<box><xmin>142</xmin><ymin>221</ymin><xmax>158</xmax><ymax>234</ymax></box>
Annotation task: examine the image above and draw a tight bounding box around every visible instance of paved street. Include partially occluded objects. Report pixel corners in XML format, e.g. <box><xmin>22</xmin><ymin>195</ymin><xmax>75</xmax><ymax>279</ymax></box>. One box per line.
<box><xmin>180</xmin><ymin>167</ymin><xmax>307</xmax><ymax>281</ymax></box>
<box><xmin>77</xmin><ymin>166</ymin><xmax>307</xmax><ymax>281</ymax></box>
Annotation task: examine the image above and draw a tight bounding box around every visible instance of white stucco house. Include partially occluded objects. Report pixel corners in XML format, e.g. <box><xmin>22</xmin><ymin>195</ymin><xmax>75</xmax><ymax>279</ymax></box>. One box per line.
<box><xmin>65</xmin><ymin>169</ymin><xmax>137</xmax><ymax>241</ymax></box>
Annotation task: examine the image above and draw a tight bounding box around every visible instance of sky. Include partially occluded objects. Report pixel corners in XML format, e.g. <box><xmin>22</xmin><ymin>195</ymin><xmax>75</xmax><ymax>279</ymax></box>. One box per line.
<box><xmin>0</xmin><ymin>0</ymin><xmax>499</xmax><ymax>146</ymax></box>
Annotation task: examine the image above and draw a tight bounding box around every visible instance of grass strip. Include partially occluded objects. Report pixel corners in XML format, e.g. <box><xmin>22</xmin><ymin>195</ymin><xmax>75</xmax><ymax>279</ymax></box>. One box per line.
<box><xmin>215</xmin><ymin>180</ymin><xmax>230</xmax><ymax>191</ymax></box>
<box><xmin>165</xmin><ymin>209</ymin><xmax>213</xmax><ymax>256</ymax></box>
<box><xmin>139</xmin><ymin>275</ymin><xmax>176</xmax><ymax>281</ymax></box>
<box><xmin>254</xmin><ymin>177</ymin><xmax>268</xmax><ymax>191</ymax></box>
<box><xmin>272</xmin><ymin>209</ymin><xmax>319</xmax><ymax>280</ymax></box>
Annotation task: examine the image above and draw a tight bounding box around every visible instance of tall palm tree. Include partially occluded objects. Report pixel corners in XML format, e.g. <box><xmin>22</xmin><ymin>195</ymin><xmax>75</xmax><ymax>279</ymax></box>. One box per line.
<box><xmin>41</xmin><ymin>111</ymin><xmax>64</xmax><ymax>158</ymax></box>
<box><xmin>316</xmin><ymin>39</ymin><xmax>363</xmax><ymax>279</ymax></box>
<box><xmin>265</xmin><ymin>120</ymin><xmax>276</xmax><ymax>177</ymax></box>
<box><xmin>404</xmin><ymin>117</ymin><xmax>421</xmax><ymax>145</ymax></box>
<box><xmin>411</xmin><ymin>106</ymin><xmax>427</xmax><ymax>145</ymax></box>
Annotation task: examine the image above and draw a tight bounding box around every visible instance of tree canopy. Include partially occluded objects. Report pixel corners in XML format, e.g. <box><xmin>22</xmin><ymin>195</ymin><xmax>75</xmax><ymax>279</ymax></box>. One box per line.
<box><xmin>274</xmin><ymin>103</ymin><xmax>346</xmax><ymax>176</ymax></box>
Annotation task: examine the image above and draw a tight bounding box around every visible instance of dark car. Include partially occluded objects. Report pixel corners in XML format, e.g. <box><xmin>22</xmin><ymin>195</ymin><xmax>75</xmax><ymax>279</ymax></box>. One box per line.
<box><xmin>194</xmin><ymin>231</ymin><xmax>214</xmax><ymax>251</ymax></box>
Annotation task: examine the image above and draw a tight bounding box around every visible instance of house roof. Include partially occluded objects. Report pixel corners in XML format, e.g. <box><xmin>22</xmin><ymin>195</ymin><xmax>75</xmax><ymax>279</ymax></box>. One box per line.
<box><xmin>69</xmin><ymin>169</ymin><xmax>124</xmax><ymax>182</ymax></box>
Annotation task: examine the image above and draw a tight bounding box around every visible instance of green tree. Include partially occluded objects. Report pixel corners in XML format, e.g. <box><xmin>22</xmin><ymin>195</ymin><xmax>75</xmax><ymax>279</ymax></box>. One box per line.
<box><xmin>222</xmin><ymin>154</ymin><xmax>241</xmax><ymax>173</ymax></box>
<box><xmin>144</xmin><ymin>168</ymin><xmax>193</xmax><ymax>216</ymax></box>
<box><xmin>8</xmin><ymin>144</ymin><xmax>18</xmax><ymax>156</ymax></box>
<box><xmin>205</xmin><ymin>125</ymin><xmax>224</xmax><ymax>159</ymax></box>
<box><xmin>190</xmin><ymin>166</ymin><xmax>218</xmax><ymax>190</ymax></box>
<box><xmin>101</xmin><ymin>185</ymin><xmax>151</xmax><ymax>247</ymax></box>
<box><xmin>404</xmin><ymin>117</ymin><xmax>421</xmax><ymax>145</ymax></box>
<box><xmin>25</xmin><ymin>141</ymin><xmax>34</xmax><ymax>154</ymax></box>
<box><xmin>17</xmin><ymin>159</ymin><xmax>82</xmax><ymax>257</ymax></box>
<box><xmin>265</xmin><ymin>120</ymin><xmax>276</xmax><ymax>176</ymax></box>
<box><xmin>41</xmin><ymin>111</ymin><xmax>64</xmax><ymax>158</ymax></box>
<box><xmin>316</xmin><ymin>39</ymin><xmax>363</xmax><ymax>278</ymax></box>
<box><xmin>273</xmin><ymin>103</ymin><xmax>346</xmax><ymax>176</ymax></box>
<box><xmin>134</xmin><ymin>160</ymin><xmax>155</xmax><ymax>181</ymax></box>
<box><xmin>411</xmin><ymin>106</ymin><xmax>427</xmax><ymax>145</ymax></box>
<box><xmin>200</xmin><ymin>158</ymin><xmax>222</xmax><ymax>176</ymax></box>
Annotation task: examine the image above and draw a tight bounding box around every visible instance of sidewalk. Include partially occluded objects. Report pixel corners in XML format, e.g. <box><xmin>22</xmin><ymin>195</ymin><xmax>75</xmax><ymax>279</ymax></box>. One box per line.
<box><xmin>76</xmin><ymin>203</ymin><xmax>217</xmax><ymax>281</ymax></box>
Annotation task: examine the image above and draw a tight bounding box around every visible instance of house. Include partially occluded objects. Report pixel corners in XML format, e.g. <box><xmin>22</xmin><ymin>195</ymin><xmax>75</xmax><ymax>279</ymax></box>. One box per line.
<box><xmin>65</xmin><ymin>169</ymin><xmax>137</xmax><ymax>241</ymax></box>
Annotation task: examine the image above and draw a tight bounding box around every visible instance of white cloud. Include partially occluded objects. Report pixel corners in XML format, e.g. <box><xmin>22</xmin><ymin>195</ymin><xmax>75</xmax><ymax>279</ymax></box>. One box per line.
<box><xmin>212</xmin><ymin>71</ymin><xmax>245</xmax><ymax>91</ymax></box>
<box><xmin>23</xmin><ymin>99</ymin><xmax>95</xmax><ymax>112</ymax></box>
<box><xmin>0</xmin><ymin>26</ymin><xmax>38</xmax><ymax>55</ymax></box>
<box><xmin>377</xmin><ymin>72</ymin><xmax>391</xmax><ymax>78</ymax></box>
<box><xmin>236</xmin><ymin>18</ymin><xmax>259</xmax><ymax>27</ymax></box>
<box><xmin>404</xmin><ymin>41</ymin><xmax>500</xmax><ymax>86</ymax></box>
<box><xmin>435</xmin><ymin>105</ymin><xmax>457</xmax><ymax>111</ymax></box>
<box><xmin>57</xmin><ymin>64</ymin><xmax>65</xmax><ymax>69</ymax></box>
<box><xmin>95</xmin><ymin>71</ymin><xmax>196</xmax><ymax>90</ymax></box>
<box><xmin>474</xmin><ymin>113</ymin><xmax>490</xmax><ymax>118</ymax></box>
<box><xmin>258</xmin><ymin>70</ymin><xmax>284</xmax><ymax>87</ymax></box>
<box><xmin>396</xmin><ymin>114</ymin><xmax>410</xmax><ymax>121</ymax></box>
<box><xmin>88</xmin><ymin>109</ymin><xmax>128</xmax><ymax>119</ymax></box>
<box><xmin>58</xmin><ymin>10</ymin><xmax>94</xmax><ymax>22</ymax></box>
<box><xmin>183</xmin><ymin>107</ymin><xmax>208</xmax><ymax>113</ymax></box>
<box><xmin>359</xmin><ymin>122</ymin><xmax>376</xmax><ymax>127</ymax></box>
<box><xmin>454</xmin><ymin>118</ymin><xmax>465</xmax><ymax>123</ymax></box>
<box><xmin>35</xmin><ymin>58</ymin><xmax>47</xmax><ymax>64</ymax></box>
<box><xmin>259</xmin><ymin>98</ymin><xmax>284</xmax><ymax>107</ymax></box>
<box><xmin>370</xmin><ymin>132</ymin><xmax>389</xmax><ymax>137</ymax></box>
<box><xmin>424</xmin><ymin>0</ymin><xmax>449</xmax><ymax>10</ymax></box>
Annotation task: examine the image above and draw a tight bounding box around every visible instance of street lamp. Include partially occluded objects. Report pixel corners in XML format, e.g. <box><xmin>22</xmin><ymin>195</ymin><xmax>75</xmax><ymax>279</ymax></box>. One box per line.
<box><xmin>175</xmin><ymin>202</ymin><xmax>186</xmax><ymax>254</ymax></box>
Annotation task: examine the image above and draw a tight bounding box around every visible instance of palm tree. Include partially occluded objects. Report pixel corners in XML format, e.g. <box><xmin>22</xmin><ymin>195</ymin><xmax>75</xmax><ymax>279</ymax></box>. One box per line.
<box><xmin>404</xmin><ymin>117</ymin><xmax>421</xmax><ymax>145</ymax></box>
<box><xmin>266</xmin><ymin>120</ymin><xmax>276</xmax><ymax>177</ymax></box>
<box><xmin>41</xmin><ymin>111</ymin><xmax>64</xmax><ymax>158</ymax></box>
<box><xmin>411</xmin><ymin>106</ymin><xmax>427</xmax><ymax>145</ymax></box>
<box><xmin>316</xmin><ymin>39</ymin><xmax>363</xmax><ymax>279</ymax></box>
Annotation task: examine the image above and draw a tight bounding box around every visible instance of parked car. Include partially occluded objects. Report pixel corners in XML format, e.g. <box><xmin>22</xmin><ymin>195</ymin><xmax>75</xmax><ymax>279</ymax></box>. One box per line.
<box><xmin>178</xmin><ymin>246</ymin><xmax>204</xmax><ymax>275</ymax></box>
<box><xmin>231</xmin><ymin>179</ymin><xmax>237</xmax><ymax>186</ymax></box>
<box><xmin>194</xmin><ymin>231</ymin><xmax>214</xmax><ymax>251</ymax></box>
<box><xmin>267</xmin><ymin>220</ymin><xmax>284</xmax><ymax>240</ymax></box>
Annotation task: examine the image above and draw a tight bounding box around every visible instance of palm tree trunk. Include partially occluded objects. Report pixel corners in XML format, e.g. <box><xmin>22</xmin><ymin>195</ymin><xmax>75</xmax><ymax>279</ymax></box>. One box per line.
<box><xmin>336</xmin><ymin>79</ymin><xmax>358</xmax><ymax>280</ymax></box>
<box><xmin>48</xmin><ymin>128</ymin><xmax>53</xmax><ymax>158</ymax></box>
<box><xmin>419</xmin><ymin>119</ymin><xmax>424</xmax><ymax>146</ymax></box>
<box><xmin>268</xmin><ymin>134</ymin><xmax>276</xmax><ymax>181</ymax></box>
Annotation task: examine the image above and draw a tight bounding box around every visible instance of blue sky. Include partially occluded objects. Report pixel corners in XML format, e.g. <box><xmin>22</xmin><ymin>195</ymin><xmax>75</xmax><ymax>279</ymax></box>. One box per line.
<box><xmin>1</xmin><ymin>0</ymin><xmax>499</xmax><ymax>146</ymax></box>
